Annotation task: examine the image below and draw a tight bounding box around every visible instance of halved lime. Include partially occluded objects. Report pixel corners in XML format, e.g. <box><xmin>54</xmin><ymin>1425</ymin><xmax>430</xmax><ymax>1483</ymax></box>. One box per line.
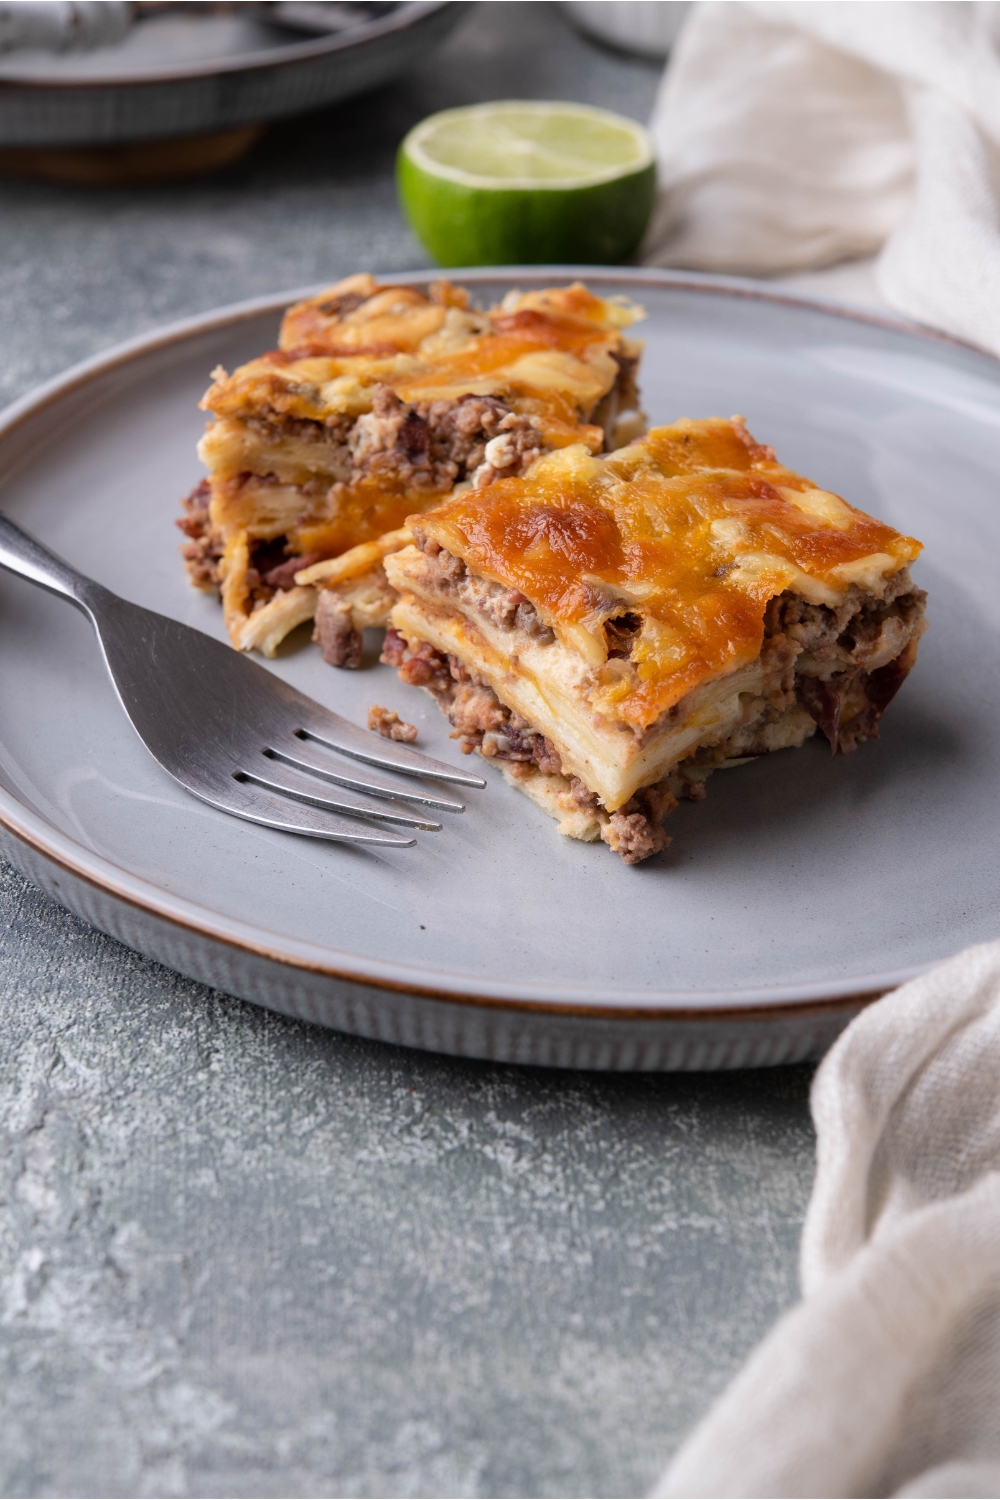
<box><xmin>397</xmin><ymin>101</ymin><xmax>656</xmax><ymax>268</ymax></box>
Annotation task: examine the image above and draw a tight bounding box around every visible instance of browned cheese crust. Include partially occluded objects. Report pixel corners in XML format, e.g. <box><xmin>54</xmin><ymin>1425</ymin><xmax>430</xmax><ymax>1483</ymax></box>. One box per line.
<box><xmin>179</xmin><ymin>274</ymin><xmax>645</xmax><ymax>658</ymax></box>
<box><xmin>382</xmin><ymin>419</ymin><xmax>927</xmax><ymax>863</ymax></box>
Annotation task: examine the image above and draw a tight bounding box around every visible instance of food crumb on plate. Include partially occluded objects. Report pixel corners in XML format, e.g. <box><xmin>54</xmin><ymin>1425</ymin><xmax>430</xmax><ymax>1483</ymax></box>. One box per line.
<box><xmin>368</xmin><ymin>704</ymin><xmax>418</xmax><ymax>742</ymax></box>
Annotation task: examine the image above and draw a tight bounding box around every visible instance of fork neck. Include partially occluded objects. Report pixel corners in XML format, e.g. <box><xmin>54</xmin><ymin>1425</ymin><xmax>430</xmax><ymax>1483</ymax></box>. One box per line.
<box><xmin>0</xmin><ymin>510</ymin><xmax>108</xmax><ymax>616</ymax></box>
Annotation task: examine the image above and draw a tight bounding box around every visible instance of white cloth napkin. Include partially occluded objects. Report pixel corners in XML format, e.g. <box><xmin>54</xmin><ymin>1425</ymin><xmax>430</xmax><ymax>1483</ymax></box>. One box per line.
<box><xmin>642</xmin><ymin>1</ymin><xmax>1000</xmax><ymax>358</ymax></box>
<box><xmin>652</xmin><ymin>941</ymin><xmax>1000</xmax><ymax>1499</ymax></box>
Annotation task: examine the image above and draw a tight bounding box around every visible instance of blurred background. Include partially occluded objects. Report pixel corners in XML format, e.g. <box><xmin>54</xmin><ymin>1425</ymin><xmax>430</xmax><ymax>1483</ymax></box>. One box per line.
<box><xmin>0</xmin><ymin>1</ymin><xmax>673</xmax><ymax>408</ymax></box>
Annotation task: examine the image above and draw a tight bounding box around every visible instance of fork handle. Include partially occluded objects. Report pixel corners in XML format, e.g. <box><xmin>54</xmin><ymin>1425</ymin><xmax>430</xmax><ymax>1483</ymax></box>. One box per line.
<box><xmin>0</xmin><ymin>511</ymin><xmax>104</xmax><ymax>613</ymax></box>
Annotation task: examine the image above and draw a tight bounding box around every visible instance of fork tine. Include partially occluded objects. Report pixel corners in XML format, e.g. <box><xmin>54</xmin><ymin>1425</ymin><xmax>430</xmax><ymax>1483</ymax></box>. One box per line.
<box><xmin>236</xmin><ymin>762</ymin><xmax>443</xmax><ymax>830</ymax></box>
<box><xmin>195</xmin><ymin>777</ymin><xmax>416</xmax><ymax>847</ymax></box>
<box><xmin>293</xmin><ymin>708</ymin><xmax>487</xmax><ymax>789</ymax></box>
<box><xmin>264</xmin><ymin>740</ymin><xmax>467</xmax><ymax>813</ymax></box>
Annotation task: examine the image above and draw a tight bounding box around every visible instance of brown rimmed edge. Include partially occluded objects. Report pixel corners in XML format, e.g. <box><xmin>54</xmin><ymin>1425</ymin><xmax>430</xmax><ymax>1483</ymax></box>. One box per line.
<box><xmin>0</xmin><ymin>807</ymin><xmax>890</xmax><ymax>1026</ymax></box>
<box><xmin>0</xmin><ymin>265</ymin><xmax>993</xmax><ymax>1026</ymax></box>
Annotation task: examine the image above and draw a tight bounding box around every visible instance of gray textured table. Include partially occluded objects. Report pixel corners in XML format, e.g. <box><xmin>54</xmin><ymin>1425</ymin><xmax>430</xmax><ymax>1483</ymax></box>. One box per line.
<box><xmin>0</xmin><ymin>7</ymin><xmax>816</xmax><ymax>1495</ymax></box>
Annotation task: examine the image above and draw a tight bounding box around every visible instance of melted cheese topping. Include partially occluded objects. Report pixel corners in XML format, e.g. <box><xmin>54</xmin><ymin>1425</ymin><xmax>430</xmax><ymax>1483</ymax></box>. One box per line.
<box><xmin>201</xmin><ymin>275</ymin><xmax>643</xmax><ymax>451</ymax></box>
<box><xmin>414</xmin><ymin>417</ymin><xmax>923</xmax><ymax>730</ymax></box>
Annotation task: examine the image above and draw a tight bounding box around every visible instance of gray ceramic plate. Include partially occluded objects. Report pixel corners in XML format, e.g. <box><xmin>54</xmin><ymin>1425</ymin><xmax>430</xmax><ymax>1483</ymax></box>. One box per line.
<box><xmin>0</xmin><ymin>269</ymin><xmax>996</xmax><ymax>1070</ymax></box>
<box><xmin>0</xmin><ymin>2</ymin><xmax>464</xmax><ymax>146</ymax></box>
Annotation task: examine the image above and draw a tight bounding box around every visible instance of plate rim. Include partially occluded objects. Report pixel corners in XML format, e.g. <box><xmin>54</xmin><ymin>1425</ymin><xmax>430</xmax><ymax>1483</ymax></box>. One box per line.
<box><xmin>0</xmin><ymin>1</ymin><xmax>455</xmax><ymax>90</ymax></box>
<box><xmin>0</xmin><ymin>265</ymin><xmax>993</xmax><ymax>1020</ymax></box>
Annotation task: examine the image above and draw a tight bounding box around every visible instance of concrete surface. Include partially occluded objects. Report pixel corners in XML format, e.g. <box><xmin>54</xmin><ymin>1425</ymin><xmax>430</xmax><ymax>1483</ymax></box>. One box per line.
<box><xmin>0</xmin><ymin>6</ymin><xmax>817</xmax><ymax>1494</ymax></box>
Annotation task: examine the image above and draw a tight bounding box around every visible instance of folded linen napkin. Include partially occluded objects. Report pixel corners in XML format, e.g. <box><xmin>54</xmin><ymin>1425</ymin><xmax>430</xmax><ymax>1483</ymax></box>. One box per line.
<box><xmin>642</xmin><ymin>1</ymin><xmax>1000</xmax><ymax>358</ymax></box>
<box><xmin>652</xmin><ymin>941</ymin><xmax>1000</xmax><ymax>1499</ymax></box>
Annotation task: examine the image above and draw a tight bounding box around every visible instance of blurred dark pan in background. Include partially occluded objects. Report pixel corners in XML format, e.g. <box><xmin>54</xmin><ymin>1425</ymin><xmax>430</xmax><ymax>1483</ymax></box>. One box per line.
<box><xmin>0</xmin><ymin>0</ymin><xmax>470</xmax><ymax>184</ymax></box>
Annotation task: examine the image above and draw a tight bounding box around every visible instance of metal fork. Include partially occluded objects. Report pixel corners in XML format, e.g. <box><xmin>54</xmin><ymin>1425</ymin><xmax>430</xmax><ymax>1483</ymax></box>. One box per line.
<box><xmin>0</xmin><ymin>514</ymin><xmax>485</xmax><ymax>849</ymax></box>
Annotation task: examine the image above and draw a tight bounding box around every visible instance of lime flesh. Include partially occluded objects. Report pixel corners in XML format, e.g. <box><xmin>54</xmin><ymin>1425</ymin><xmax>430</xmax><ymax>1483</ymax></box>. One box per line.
<box><xmin>397</xmin><ymin>101</ymin><xmax>657</xmax><ymax>268</ymax></box>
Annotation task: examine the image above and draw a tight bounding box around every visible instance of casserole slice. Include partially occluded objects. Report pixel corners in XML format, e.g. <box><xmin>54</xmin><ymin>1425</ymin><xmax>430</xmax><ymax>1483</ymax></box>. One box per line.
<box><xmin>179</xmin><ymin>273</ymin><xmax>645</xmax><ymax>660</ymax></box>
<box><xmin>383</xmin><ymin>418</ymin><xmax>926</xmax><ymax>862</ymax></box>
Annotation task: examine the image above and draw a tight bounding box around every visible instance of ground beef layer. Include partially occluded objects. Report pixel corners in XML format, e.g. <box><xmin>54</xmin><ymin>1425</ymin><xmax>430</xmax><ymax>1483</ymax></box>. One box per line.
<box><xmin>764</xmin><ymin>576</ymin><xmax>926</xmax><ymax>754</ymax></box>
<box><xmin>331</xmin><ymin>385</ymin><xmax>543</xmax><ymax>495</ymax></box>
<box><xmin>381</xmin><ymin>567</ymin><xmax>926</xmax><ymax>864</ymax></box>
<box><xmin>380</xmin><ymin>628</ymin><xmax>678</xmax><ymax>865</ymax></box>
<box><xmin>176</xmin><ymin>479</ymin><xmax>223</xmax><ymax>591</ymax></box>
<box><xmin>179</xmin><ymin>386</ymin><xmax>546</xmax><ymax>604</ymax></box>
